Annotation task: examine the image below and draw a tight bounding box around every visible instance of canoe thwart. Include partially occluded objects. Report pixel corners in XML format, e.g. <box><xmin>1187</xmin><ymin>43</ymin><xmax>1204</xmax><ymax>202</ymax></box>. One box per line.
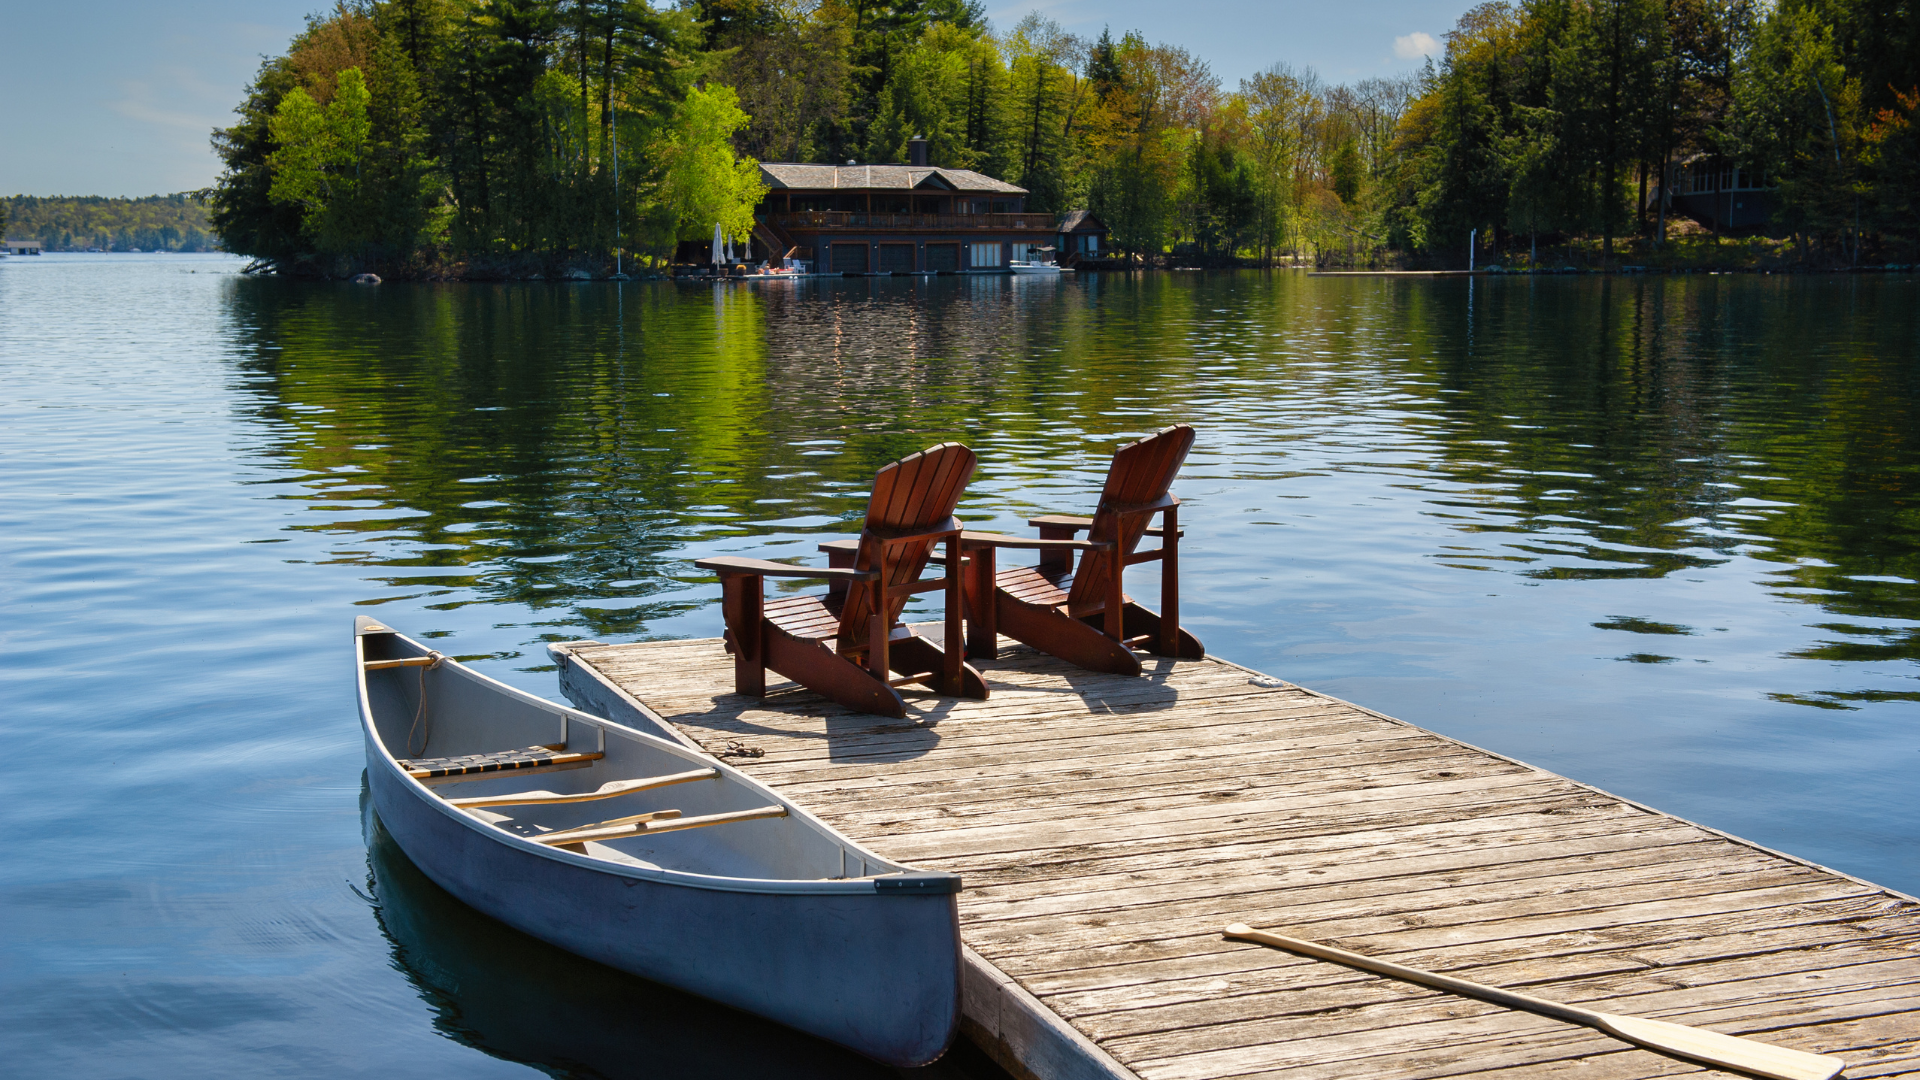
<box><xmin>531</xmin><ymin>804</ymin><xmax>789</xmax><ymax>846</ymax></box>
<box><xmin>401</xmin><ymin>745</ymin><xmax>605</xmax><ymax>780</ymax></box>
<box><xmin>530</xmin><ymin>809</ymin><xmax>685</xmax><ymax>840</ymax></box>
<box><xmin>1222</xmin><ymin>924</ymin><xmax>1846</xmax><ymax>1080</ymax></box>
<box><xmin>364</xmin><ymin>656</ymin><xmax>444</xmax><ymax>670</ymax></box>
<box><xmin>447</xmin><ymin>768</ymin><xmax>719</xmax><ymax>808</ymax></box>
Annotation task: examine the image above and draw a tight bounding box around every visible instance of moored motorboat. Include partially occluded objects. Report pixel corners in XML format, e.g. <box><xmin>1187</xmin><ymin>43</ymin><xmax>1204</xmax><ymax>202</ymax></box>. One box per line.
<box><xmin>1008</xmin><ymin>260</ymin><xmax>1062</xmax><ymax>274</ymax></box>
<box><xmin>354</xmin><ymin>616</ymin><xmax>962</xmax><ymax>1066</ymax></box>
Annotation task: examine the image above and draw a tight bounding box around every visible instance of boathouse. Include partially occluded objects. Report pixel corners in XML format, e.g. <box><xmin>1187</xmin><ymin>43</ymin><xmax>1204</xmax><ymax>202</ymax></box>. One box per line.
<box><xmin>1056</xmin><ymin>209</ymin><xmax>1109</xmax><ymax>264</ymax></box>
<box><xmin>4</xmin><ymin>238</ymin><xmax>44</xmax><ymax>255</ymax></box>
<box><xmin>747</xmin><ymin>138</ymin><xmax>1059</xmax><ymax>274</ymax></box>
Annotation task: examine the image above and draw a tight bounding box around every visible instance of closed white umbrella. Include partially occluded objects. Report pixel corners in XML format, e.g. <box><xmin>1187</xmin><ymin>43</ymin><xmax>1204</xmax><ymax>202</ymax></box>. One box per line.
<box><xmin>711</xmin><ymin>223</ymin><xmax>724</xmax><ymax>265</ymax></box>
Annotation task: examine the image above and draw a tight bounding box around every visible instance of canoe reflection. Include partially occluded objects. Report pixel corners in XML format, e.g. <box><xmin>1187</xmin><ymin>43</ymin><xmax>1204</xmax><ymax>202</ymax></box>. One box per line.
<box><xmin>364</xmin><ymin>799</ymin><xmax>992</xmax><ymax>1079</ymax></box>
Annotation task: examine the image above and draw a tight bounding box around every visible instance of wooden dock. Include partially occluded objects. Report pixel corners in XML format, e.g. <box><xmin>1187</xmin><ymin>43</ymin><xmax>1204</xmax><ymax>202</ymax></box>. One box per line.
<box><xmin>554</xmin><ymin>637</ymin><xmax>1920</xmax><ymax>1080</ymax></box>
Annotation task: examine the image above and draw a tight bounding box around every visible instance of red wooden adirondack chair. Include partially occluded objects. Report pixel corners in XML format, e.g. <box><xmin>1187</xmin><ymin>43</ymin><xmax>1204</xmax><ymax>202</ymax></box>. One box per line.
<box><xmin>694</xmin><ymin>443</ymin><xmax>988</xmax><ymax>718</ymax></box>
<box><xmin>959</xmin><ymin>425</ymin><xmax>1203</xmax><ymax>675</ymax></box>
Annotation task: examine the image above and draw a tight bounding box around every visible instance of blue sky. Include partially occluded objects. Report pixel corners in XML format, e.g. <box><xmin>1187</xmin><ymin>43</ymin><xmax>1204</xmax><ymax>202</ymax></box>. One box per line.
<box><xmin>0</xmin><ymin>1</ymin><xmax>1458</xmax><ymax>198</ymax></box>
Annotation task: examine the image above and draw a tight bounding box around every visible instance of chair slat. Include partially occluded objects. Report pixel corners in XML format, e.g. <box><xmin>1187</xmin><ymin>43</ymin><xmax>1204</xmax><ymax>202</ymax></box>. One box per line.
<box><xmin>1068</xmin><ymin>426</ymin><xmax>1193</xmax><ymax>613</ymax></box>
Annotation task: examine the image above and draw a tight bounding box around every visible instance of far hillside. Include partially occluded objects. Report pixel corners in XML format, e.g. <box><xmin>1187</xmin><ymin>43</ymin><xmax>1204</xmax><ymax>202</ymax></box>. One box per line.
<box><xmin>4</xmin><ymin>194</ymin><xmax>219</xmax><ymax>252</ymax></box>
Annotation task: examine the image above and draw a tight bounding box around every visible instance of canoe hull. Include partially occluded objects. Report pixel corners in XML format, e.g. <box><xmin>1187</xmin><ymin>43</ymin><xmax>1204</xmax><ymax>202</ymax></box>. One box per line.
<box><xmin>367</xmin><ymin>748</ymin><xmax>962</xmax><ymax>1066</ymax></box>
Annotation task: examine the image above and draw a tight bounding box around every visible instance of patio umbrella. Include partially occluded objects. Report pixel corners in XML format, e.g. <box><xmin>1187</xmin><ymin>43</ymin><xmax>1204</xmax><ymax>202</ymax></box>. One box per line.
<box><xmin>711</xmin><ymin>223</ymin><xmax>724</xmax><ymax>265</ymax></box>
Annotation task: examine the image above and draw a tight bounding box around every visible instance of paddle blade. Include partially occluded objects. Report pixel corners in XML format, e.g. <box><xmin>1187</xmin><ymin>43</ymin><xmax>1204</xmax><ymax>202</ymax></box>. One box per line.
<box><xmin>1591</xmin><ymin>1013</ymin><xmax>1844</xmax><ymax>1080</ymax></box>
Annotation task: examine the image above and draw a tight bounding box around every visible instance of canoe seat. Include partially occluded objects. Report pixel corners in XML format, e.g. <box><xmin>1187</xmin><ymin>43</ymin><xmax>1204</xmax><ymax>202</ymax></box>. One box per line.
<box><xmin>400</xmin><ymin>745</ymin><xmax>604</xmax><ymax>780</ymax></box>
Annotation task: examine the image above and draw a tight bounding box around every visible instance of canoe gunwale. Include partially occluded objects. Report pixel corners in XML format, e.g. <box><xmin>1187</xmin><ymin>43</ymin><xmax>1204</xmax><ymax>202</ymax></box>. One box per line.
<box><xmin>354</xmin><ymin>620</ymin><xmax>947</xmax><ymax>898</ymax></box>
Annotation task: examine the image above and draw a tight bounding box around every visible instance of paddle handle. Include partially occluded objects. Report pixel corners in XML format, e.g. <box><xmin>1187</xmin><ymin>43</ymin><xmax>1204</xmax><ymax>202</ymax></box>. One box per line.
<box><xmin>1223</xmin><ymin>924</ymin><xmax>1601</xmax><ymax>1026</ymax></box>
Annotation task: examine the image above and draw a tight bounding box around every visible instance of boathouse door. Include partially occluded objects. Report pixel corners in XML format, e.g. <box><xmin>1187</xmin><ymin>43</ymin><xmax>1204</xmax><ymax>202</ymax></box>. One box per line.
<box><xmin>924</xmin><ymin>244</ymin><xmax>958</xmax><ymax>272</ymax></box>
<box><xmin>878</xmin><ymin>243</ymin><xmax>915</xmax><ymax>273</ymax></box>
<box><xmin>831</xmin><ymin>243</ymin><xmax>869</xmax><ymax>274</ymax></box>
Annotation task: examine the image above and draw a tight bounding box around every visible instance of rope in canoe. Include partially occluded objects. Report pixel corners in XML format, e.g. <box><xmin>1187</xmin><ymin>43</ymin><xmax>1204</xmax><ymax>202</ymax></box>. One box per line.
<box><xmin>407</xmin><ymin>652</ymin><xmax>447</xmax><ymax>757</ymax></box>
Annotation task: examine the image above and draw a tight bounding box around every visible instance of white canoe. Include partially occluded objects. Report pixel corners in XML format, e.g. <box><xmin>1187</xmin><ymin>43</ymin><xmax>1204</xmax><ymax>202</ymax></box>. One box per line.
<box><xmin>354</xmin><ymin>616</ymin><xmax>962</xmax><ymax>1066</ymax></box>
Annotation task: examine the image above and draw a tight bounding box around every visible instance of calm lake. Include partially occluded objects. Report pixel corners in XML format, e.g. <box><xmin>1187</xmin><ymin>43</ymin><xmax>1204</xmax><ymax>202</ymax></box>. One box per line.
<box><xmin>3</xmin><ymin>253</ymin><xmax>1916</xmax><ymax>1077</ymax></box>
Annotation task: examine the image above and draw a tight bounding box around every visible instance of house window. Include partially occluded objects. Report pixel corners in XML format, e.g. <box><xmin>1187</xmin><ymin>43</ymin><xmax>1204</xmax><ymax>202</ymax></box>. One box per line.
<box><xmin>1080</xmin><ymin>235</ymin><xmax>1099</xmax><ymax>254</ymax></box>
<box><xmin>970</xmin><ymin>242</ymin><xmax>1002</xmax><ymax>268</ymax></box>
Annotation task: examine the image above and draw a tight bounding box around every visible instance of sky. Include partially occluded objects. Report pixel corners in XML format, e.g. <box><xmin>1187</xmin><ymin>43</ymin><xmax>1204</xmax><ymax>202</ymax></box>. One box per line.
<box><xmin>0</xmin><ymin>1</ymin><xmax>1460</xmax><ymax>199</ymax></box>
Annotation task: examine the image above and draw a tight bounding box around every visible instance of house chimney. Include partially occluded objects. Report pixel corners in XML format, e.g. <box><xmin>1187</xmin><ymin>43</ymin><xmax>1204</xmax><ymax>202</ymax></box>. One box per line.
<box><xmin>908</xmin><ymin>136</ymin><xmax>929</xmax><ymax>168</ymax></box>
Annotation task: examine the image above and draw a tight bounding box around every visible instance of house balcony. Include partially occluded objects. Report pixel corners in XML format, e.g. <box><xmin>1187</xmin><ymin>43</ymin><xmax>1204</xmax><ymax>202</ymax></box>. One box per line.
<box><xmin>768</xmin><ymin>211</ymin><xmax>1057</xmax><ymax>232</ymax></box>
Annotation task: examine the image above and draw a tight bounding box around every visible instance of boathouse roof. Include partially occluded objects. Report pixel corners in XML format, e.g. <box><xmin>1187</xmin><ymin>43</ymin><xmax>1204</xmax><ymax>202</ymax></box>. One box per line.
<box><xmin>1056</xmin><ymin>209</ymin><xmax>1106</xmax><ymax>234</ymax></box>
<box><xmin>758</xmin><ymin>163</ymin><xmax>1026</xmax><ymax>195</ymax></box>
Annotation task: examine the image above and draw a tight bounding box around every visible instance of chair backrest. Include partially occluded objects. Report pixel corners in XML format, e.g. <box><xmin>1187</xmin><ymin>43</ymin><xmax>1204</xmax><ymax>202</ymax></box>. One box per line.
<box><xmin>837</xmin><ymin>443</ymin><xmax>978</xmax><ymax>647</ymax></box>
<box><xmin>1066</xmin><ymin>425</ymin><xmax>1196</xmax><ymax>611</ymax></box>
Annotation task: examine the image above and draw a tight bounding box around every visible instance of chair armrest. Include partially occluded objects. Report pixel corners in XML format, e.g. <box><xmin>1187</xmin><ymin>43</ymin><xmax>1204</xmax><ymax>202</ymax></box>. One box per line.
<box><xmin>820</xmin><ymin>533</ymin><xmax>975</xmax><ymax>567</ymax></box>
<box><xmin>960</xmin><ymin>531</ymin><xmax>1112</xmax><ymax>551</ymax></box>
<box><xmin>1027</xmin><ymin>514</ymin><xmax>1093</xmax><ymax>532</ymax></box>
<box><xmin>694</xmin><ymin>556</ymin><xmax>878</xmax><ymax>581</ymax></box>
<box><xmin>1108</xmin><ymin>494</ymin><xmax>1178</xmax><ymax>516</ymax></box>
<box><xmin>868</xmin><ymin>517</ymin><xmax>965</xmax><ymax>546</ymax></box>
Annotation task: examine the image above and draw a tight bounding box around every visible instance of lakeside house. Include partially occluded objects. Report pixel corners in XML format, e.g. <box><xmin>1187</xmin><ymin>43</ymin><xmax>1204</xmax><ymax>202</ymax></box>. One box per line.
<box><xmin>4</xmin><ymin>239</ymin><xmax>44</xmax><ymax>255</ymax></box>
<box><xmin>687</xmin><ymin>138</ymin><xmax>1108</xmax><ymax>273</ymax></box>
<box><xmin>1662</xmin><ymin>156</ymin><xmax>1776</xmax><ymax>231</ymax></box>
<box><xmin>1056</xmin><ymin>209</ymin><xmax>1107</xmax><ymax>261</ymax></box>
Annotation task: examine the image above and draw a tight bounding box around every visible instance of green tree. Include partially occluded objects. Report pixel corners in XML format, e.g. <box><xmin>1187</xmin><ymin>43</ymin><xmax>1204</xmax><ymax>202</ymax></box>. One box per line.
<box><xmin>1413</xmin><ymin>4</ymin><xmax>1521</xmax><ymax>265</ymax></box>
<box><xmin>865</xmin><ymin>22</ymin><xmax>1005</xmax><ymax>170</ymax></box>
<box><xmin>1003</xmin><ymin>14</ymin><xmax>1084</xmax><ymax>210</ymax></box>
<box><xmin>1330</xmin><ymin>137</ymin><xmax>1362</xmax><ymax>205</ymax></box>
<box><xmin>1730</xmin><ymin>0</ymin><xmax>1864</xmax><ymax>260</ymax></box>
<box><xmin>268</xmin><ymin>68</ymin><xmax>375</xmax><ymax>253</ymax></box>
<box><xmin>1083</xmin><ymin>33</ymin><xmax>1214</xmax><ymax>262</ymax></box>
<box><xmin>1242</xmin><ymin>63</ymin><xmax>1312</xmax><ymax>262</ymax></box>
<box><xmin>644</xmin><ymin>83</ymin><xmax>768</xmax><ymax>255</ymax></box>
<box><xmin>1552</xmin><ymin>0</ymin><xmax>1667</xmax><ymax>259</ymax></box>
<box><xmin>1862</xmin><ymin>86</ymin><xmax>1919</xmax><ymax>252</ymax></box>
<box><xmin>709</xmin><ymin>0</ymin><xmax>850</xmax><ymax>162</ymax></box>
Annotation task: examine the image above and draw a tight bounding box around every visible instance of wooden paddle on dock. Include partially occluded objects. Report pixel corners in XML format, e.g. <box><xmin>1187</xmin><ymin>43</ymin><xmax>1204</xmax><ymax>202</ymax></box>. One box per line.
<box><xmin>1222</xmin><ymin>924</ymin><xmax>1845</xmax><ymax>1080</ymax></box>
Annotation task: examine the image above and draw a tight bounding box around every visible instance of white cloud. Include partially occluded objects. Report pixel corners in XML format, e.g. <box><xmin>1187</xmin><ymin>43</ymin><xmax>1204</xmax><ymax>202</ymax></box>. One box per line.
<box><xmin>1393</xmin><ymin>31</ymin><xmax>1439</xmax><ymax>60</ymax></box>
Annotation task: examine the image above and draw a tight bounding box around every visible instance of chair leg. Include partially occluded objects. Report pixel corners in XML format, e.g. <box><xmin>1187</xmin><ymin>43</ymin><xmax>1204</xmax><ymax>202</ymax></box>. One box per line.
<box><xmin>721</xmin><ymin>575</ymin><xmax>766</xmax><ymax>697</ymax></box>
<box><xmin>1111</xmin><ymin>601</ymin><xmax>1206</xmax><ymax>659</ymax></box>
<box><xmin>965</xmin><ymin>543</ymin><xmax>997</xmax><ymax>660</ymax></box>
<box><xmin>764</xmin><ymin>628</ymin><xmax>907</xmax><ymax>717</ymax></box>
<box><xmin>1159</xmin><ymin>504</ymin><xmax>1181</xmax><ymax>657</ymax></box>
<box><xmin>890</xmin><ymin>635</ymin><xmax>989</xmax><ymax>699</ymax></box>
<box><xmin>943</xmin><ymin>533</ymin><xmax>965</xmax><ymax>688</ymax></box>
<box><xmin>1000</xmin><ymin>593</ymin><xmax>1141</xmax><ymax>676</ymax></box>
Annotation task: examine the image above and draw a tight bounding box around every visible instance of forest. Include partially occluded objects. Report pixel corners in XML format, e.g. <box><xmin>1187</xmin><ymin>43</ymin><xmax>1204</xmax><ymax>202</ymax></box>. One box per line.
<box><xmin>3</xmin><ymin>195</ymin><xmax>219</xmax><ymax>252</ymax></box>
<box><xmin>206</xmin><ymin>0</ymin><xmax>1918</xmax><ymax>276</ymax></box>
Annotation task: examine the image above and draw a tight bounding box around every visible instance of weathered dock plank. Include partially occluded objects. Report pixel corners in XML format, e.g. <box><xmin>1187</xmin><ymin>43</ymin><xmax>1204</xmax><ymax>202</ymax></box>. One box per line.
<box><xmin>556</xmin><ymin>639</ymin><xmax>1920</xmax><ymax>1080</ymax></box>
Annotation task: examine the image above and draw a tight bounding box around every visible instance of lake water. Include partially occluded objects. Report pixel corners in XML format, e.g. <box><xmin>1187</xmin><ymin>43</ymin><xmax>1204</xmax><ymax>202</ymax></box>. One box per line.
<box><xmin>3</xmin><ymin>253</ymin><xmax>1916</xmax><ymax>1076</ymax></box>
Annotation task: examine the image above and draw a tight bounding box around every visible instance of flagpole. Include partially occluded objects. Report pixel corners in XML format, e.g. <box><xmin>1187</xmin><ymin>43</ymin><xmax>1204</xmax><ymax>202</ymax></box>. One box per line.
<box><xmin>611</xmin><ymin>89</ymin><xmax>625</xmax><ymax>280</ymax></box>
